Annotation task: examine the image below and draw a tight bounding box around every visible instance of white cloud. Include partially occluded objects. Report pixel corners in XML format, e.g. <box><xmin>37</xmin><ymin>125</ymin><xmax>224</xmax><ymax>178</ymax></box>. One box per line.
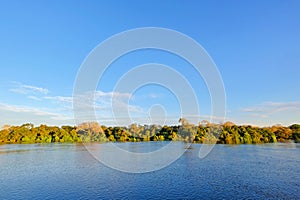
<box><xmin>149</xmin><ymin>93</ymin><xmax>159</xmax><ymax>99</ymax></box>
<box><xmin>27</xmin><ymin>96</ymin><xmax>42</xmax><ymax>101</ymax></box>
<box><xmin>235</xmin><ymin>101</ymin><xmax>300</xmax><ymax>126</ymax></box>
<box><xmin>0</xmin><ymin>102</ymin><xmax>73</xmax><ymax>126</ymax></box>
<box><xmin>45</xmin><ymin>91</ymin><xmax>132</xmax><ymax>106</ymax></box>
<box><xmin>44</xmin><ymin>96</ymin><xmax>73</xmax><ymax>103</ymax></box>
<box><xmin>0</xmin><ymin>103</ymin><xmax>70</xmax><ymax>119</ymax></box>
<box><xmin>70</xmin><ymin>90</ymin><xmax>147</xmax><ymax>125</ymax></box>
<box><xmin>73</xmin><ymin>90</ymin><xmax>142</xmax><ymax>112</ymax></box>
<box><xmin>95</xmin><ymin>91</ymin><xmax>132</xmax><ymax>99</ymax></box>
<box><xmin>10</xmin><ymin>82</ymin><xmax>48</xmax><ymax>95</ymax></box>
<box><xmin>175</xmin><ymin>114</ymin><xmax>227</xmax><ymax>124</ymax></box>
<box><xmin>3</xmin><ymin>87</ymin><xmax>192</xmax><ymax>126</ymax></box>
<box><xmin>241</xmin><ymin>101</ymin><xmax>300</xmax><ymax>115</ymax></box>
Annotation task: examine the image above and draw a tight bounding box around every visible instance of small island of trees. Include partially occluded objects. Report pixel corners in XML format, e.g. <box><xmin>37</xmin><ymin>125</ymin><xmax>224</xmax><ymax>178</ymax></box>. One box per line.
<box><xmin>0</xmin><ymin>119</ymin><xmax>299</xmax><ymax>144</ymax></box>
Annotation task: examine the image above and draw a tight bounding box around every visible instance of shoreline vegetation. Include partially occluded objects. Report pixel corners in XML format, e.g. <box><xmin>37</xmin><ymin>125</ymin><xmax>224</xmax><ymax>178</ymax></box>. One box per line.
<box><xmin>0</xmin><ymin>119</ymin><xmax>299</xmax><ymax>145</ymax></box>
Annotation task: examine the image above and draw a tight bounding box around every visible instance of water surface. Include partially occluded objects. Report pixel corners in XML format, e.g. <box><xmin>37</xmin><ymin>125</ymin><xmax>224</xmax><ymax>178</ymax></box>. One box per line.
<box><xmin>0</xmin><ymin>142</ymin><xmax>299</xmax><ymax>199</ymax></box>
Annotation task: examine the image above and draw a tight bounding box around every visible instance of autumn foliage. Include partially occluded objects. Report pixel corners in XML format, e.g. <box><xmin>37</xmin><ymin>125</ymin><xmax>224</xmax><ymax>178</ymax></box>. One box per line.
<box><xmin>0</xmin><ymin>121</ymin><xmax>299</xmax><ymax>144</ymax></box>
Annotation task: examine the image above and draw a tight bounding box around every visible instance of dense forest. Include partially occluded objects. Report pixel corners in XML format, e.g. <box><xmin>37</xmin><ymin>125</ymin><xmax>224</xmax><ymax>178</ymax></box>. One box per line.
<box><xmin>0</xmin><ymin>119</ymin><xmax>299</xmax><ymax>144</ymax></box>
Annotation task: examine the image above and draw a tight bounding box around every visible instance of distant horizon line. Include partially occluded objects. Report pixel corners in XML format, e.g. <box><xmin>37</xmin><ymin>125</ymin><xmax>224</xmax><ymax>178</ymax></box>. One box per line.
<box><xmin>1</xmin><ymin>120</ymin><xmax>299</xmax><ymax>130</ymax></box>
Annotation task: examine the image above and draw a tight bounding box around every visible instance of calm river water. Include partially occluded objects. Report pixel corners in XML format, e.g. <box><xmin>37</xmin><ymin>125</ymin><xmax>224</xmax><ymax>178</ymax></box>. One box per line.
<box><xmin>0</xmin><ymin>142</ymin><xmax>299</xmax><ymax>199</ymax></box>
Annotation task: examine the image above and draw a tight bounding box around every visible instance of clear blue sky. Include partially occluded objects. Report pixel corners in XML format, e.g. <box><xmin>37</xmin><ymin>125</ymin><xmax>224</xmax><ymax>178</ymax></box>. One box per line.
<box><xmin>0</xmin><ymin>0</ymin><xmax>300</xmax><ymax>127</ymax></box>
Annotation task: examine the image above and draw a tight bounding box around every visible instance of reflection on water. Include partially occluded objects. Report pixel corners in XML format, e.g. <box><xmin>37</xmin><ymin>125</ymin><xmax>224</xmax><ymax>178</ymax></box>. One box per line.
<box><xmin>0</xmin><ymin>143</ymin><xmax>299</xmax><ymax>199</ymax></box>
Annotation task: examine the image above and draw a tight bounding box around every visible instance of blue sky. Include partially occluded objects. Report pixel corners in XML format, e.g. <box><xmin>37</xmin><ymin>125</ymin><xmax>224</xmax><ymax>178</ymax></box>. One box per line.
<box><xmin>0</xmin><ymin>0</ymin><xmax>300</xmax><ymax>127</ymax></box>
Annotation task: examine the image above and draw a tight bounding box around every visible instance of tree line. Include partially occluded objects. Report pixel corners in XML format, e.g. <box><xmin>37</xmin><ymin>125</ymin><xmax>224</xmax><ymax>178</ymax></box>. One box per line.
<box><xmin>0</xmin><ymin>119</ymin><xmax>299</xmax><ymax>144</ymax></box>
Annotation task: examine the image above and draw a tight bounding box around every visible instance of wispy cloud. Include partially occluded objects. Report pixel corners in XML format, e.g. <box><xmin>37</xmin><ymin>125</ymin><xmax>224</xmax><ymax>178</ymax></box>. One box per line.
<box><xmin>27</xmin><ymin>96</ymin><xmax>42</xmax><ymax>101</ymax></box>
<box><xmin>240</xmin><ymin>101</ymin><xmax>300</xmax><ymax>119</ymax></box>
<box><xmin>10</xmin><ymin>82</ymin><xmax>49</xmax><ymax>95</ymax></box>
<box><xmin>44</xmin><ymin>96</ymin><xmax>73</xmax><ymax>104</ymax></box>
<box><xmin>241</xmin><ymin>101</ymin><xmax>300</xmax><ymax>116</ymax></box>
<box><xmin>74</xmin><ymin>90</ymin><xmax>144</xmax><ymax>114</ymax></box>
<box><xmin>0</xmin><ymin>103</ymin><xmax>69</xmax><ymax>119</ymax></box>
<box><xmin>94</xmin><ymin>91</ymin><xmax>132</xmax><ymax>99</ymax></box>
<box><xmin>0</xmin><ymin>102</ymin><xmax>73</xmax><ymax>126</ymax></box>
<box><xmin>45</xmin><ymin>91</ymin><xmax>132</xmax><ymax>105</ymax></box>
<box><xmin>149</xmin><ymin>93</ymin><xmax>159</xmax><ymax>99</ymax></box>
<box><xmin>170</xmin><ymin>114</ymin><xmax>227</xmax><ymax>125</ymax></box>
<box><xmin>3</xmin><ymin>85</ymin><xmax>181</xmax><ymax>126</ymax></box>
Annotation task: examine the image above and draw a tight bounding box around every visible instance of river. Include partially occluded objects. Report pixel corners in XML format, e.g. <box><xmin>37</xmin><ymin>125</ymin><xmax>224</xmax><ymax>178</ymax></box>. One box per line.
<box><xmin>0</xmin><ymin>142</ymin><xmax>299</xmax><ymax>199</ymax></box>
